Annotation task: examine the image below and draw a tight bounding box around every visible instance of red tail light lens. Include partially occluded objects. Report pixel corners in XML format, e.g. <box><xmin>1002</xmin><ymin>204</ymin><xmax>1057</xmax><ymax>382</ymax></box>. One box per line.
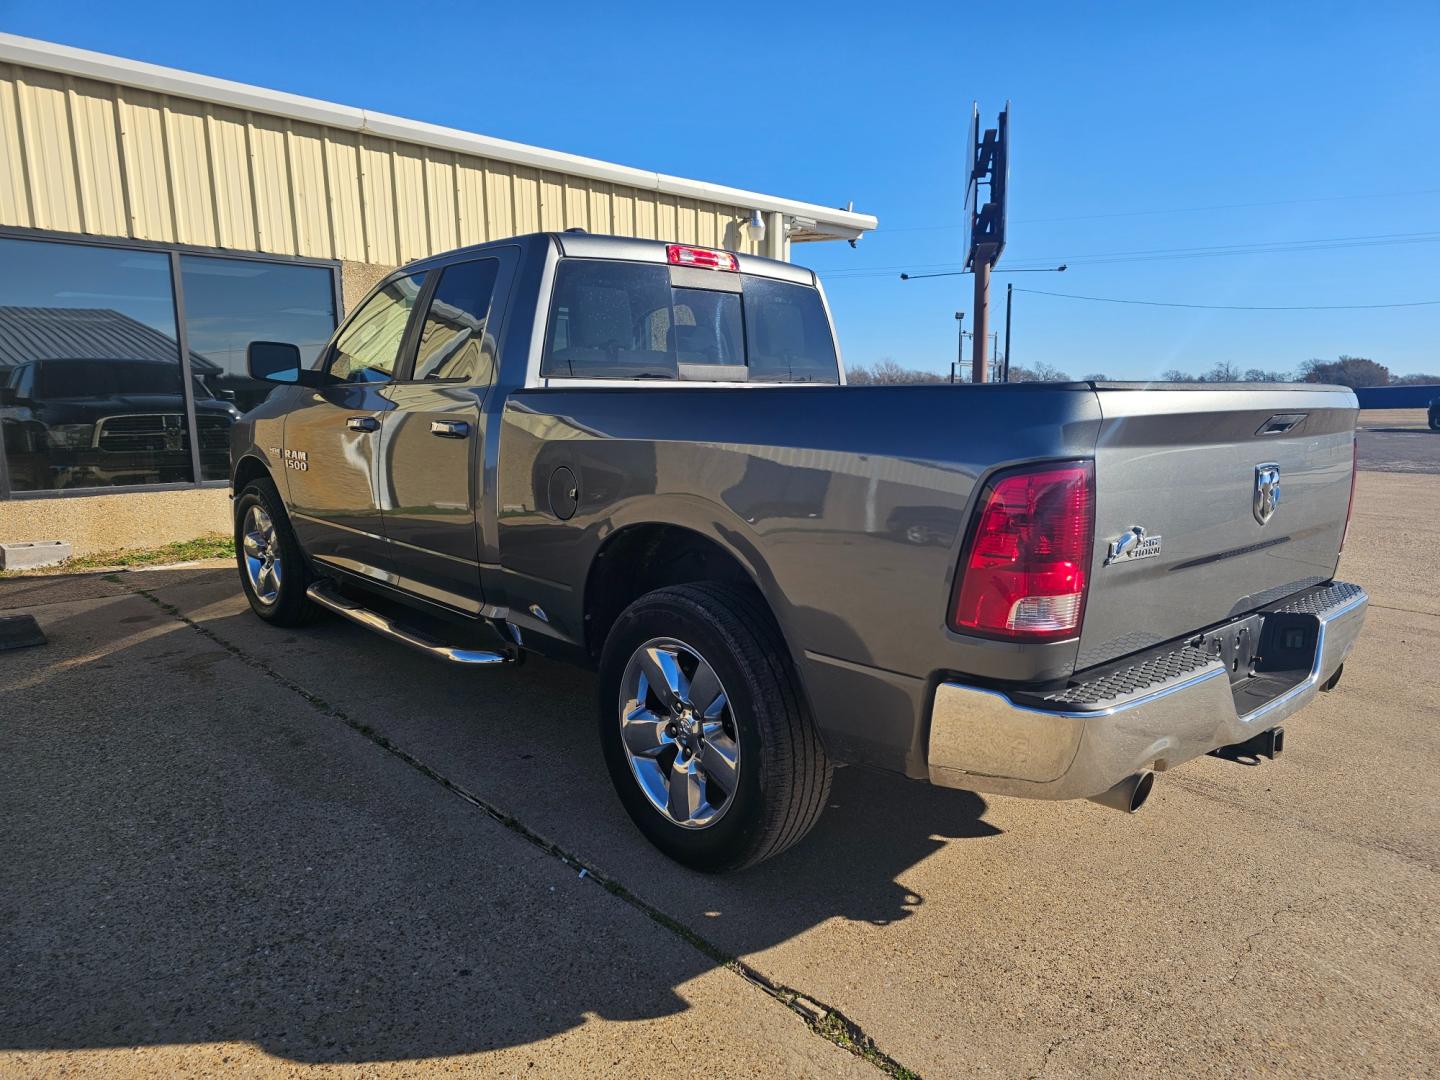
<box><xmin>666</xmin><ymin>244</ymin><xmax>739</xmax><ymax>271</ymax></box>
<box><xmin>1340</xmin><ymin>436</ymin><xmax>1358</xmax><ymax>552</ymax></box>
<box><xmin>950</xmin><ymin>462</ymin><xmax>1095</xmax><ymax>640</ymax></box>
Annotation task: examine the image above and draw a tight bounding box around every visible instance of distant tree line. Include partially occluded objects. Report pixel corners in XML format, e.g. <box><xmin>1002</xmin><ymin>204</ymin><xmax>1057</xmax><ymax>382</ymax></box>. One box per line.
<box><xmin>845</xmin><ymin>355</ymin><xmax>1440</xmax><ymax>389</ymax></box>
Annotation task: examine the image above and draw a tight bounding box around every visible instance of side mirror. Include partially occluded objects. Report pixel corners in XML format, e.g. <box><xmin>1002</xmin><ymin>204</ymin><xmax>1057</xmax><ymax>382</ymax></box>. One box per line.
<box><xmin>247</xmin><ymin>341</ymin><xmax>308</xmax><ymax>385</ymax></box>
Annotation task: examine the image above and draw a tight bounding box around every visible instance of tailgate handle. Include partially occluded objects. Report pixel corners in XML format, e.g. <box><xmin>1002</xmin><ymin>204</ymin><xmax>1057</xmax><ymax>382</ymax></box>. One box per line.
<box><xmin>1256</xmin><ymin>413</ymin><xmax>1307</xmax><ymax>436</ymax></box>
<box><xmin>346</xmin><ymin>416</ymin><xmax>379</xmax><ymax>433</ymax></box>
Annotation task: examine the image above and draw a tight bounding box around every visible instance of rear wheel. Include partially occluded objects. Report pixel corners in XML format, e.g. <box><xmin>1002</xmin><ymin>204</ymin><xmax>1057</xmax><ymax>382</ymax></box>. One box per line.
<box><xmin>234</xmin><ymin>476</ymin><xmax>318</xmax><ymax>626</ymax></box>
<box><xmin>598</xmin><ymin>582</ymin><xmax>832</xmax><ymax>872</ymax></box>
<box><xmin>1429</xmin><ymin>412</ymin><xmax>1440</xmax><ymax>431</ymax></box>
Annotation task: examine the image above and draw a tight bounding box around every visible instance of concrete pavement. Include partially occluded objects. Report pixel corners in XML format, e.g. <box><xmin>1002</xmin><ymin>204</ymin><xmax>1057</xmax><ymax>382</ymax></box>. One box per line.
<box><xmin>0</xmin><ymin>576</ymin><xmax>872</xmax><ymax>1079</ymax></box>
<box><xmin>2</xmin><ymin>467</ymin><xmax>1437</xmax><ymax>1078</ymax></box>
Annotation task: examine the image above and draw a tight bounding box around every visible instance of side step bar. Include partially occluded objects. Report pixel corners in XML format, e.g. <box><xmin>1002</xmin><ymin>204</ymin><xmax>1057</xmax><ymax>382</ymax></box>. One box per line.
<box><xmin>306</xmin><ymin>581</ymin><xmax>518</xmax><ymax>667</ymax></box>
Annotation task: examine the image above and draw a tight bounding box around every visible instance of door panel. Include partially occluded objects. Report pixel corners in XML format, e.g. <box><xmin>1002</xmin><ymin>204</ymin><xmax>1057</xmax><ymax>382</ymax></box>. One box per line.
<box><xmin>284</xmin><ymin>383</ymin><xmax>393</xmax><ymax>576</ymax></box>
<box><xmin>377</xmin><ymin>254</ymin><xmax>512</xmax><ymax>613</ymax></box>
<box><xmin>377</xmin><ymin>383</ymin><xmax>483</xmax><ymax>608</ymax></box>
<box><xmin>283</xmin><ymin>271</ymin><xmax>427</xmax><ymax>579</ymax></box>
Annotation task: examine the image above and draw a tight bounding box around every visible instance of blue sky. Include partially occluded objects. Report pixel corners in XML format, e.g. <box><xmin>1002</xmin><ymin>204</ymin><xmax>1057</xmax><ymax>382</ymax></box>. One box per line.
<box><xmin>3</xmin><ymin>0</ymin><xmax>1437</xmax><ymax>378</ymax></box>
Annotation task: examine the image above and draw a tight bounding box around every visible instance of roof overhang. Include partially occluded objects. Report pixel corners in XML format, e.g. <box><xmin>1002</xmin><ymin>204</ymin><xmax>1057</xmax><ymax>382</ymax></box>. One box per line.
<box><xmin>0</xmin><ymin>33</ymin><xmax>878</xmax><ymax>243</ymax></box>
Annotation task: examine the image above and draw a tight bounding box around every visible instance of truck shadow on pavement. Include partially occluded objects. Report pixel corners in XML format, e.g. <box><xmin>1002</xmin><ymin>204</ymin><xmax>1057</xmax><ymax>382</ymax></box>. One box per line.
<box><xmin>1</xmin><ymin>569</ymin><xmax>997</xmax><ymax>1064</ymax></box>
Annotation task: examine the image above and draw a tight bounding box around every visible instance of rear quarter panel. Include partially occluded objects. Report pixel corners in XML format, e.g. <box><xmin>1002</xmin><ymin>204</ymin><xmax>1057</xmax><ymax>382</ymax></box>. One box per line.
<box><xmin>492</xmin><ymin>383</ymin><xmax>1101</xmax><ymax>772</ymax></box>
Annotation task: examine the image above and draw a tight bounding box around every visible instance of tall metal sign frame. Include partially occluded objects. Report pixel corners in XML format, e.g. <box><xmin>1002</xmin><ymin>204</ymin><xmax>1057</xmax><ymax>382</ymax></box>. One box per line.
<box><xmin>962</xmin><ymin>101</ymin><xmax>1009</xmax><ymax>382</ymax></box>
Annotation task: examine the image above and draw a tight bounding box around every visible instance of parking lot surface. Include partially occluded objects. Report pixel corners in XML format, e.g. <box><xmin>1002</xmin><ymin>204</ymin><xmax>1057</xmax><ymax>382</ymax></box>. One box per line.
<box><xmin>2</xmin><ymin>466</ymin><xmax>1437</xmax><ymax>1078</ymax></box>
<box><xmin>1357</xmin><ymin>407</ymin><xmax>1440</xmax><ymax>474</ymax></box>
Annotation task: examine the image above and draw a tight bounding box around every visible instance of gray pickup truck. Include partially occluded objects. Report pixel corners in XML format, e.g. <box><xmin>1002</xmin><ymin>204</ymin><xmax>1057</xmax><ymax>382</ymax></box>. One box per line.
<box><xmin>231</xmin><ymin>232</ymin><xmax>1368</xmax><ymax>871</ymax></box>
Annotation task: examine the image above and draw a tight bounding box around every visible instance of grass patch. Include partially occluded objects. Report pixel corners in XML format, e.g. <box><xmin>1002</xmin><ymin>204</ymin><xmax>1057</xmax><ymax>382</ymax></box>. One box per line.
<box><xmin>1</xmin><ymin>533</ymin><xmax>232</xmax><ymax>577</ymax></box>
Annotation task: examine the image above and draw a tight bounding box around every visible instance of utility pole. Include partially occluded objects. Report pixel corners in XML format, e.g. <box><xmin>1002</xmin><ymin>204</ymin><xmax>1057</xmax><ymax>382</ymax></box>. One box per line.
<box><xmin>952</xmin><ymin>311</ymin><xmax>965</xmax><ymax>383</ymax></box>
<box><xmin>1003</xmin><ymin>282</ymin><xmax>1013</xmax><ymax>382</ymax></box>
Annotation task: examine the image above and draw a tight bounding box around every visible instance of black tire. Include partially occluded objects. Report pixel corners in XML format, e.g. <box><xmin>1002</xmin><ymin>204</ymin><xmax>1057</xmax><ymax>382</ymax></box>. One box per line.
<box><xmin>234</xmin><ymin>476</ymin><xmax>318</xmax><ymax>627</ymax></box>
<box><xmin>598</xmin><ymin>582</ymin><xmax>832</xmax><ymax>872</ymax></box>
<box><xmin>1429</xmin><ymin>414</ymin><xmax>1440</xmax><ymax>431</ymax></box>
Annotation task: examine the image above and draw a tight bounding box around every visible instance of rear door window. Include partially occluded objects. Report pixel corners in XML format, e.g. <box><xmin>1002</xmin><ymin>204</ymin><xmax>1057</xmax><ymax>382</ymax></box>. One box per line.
<box><xmin>541</xmin><ymin>259</ymin><xmax>837</xmax><ymax>383</ymax></box>
<box><xmin>413</xmin><ymin>259</ymin><xmax>500</xmax><ymax>382</ymax></box>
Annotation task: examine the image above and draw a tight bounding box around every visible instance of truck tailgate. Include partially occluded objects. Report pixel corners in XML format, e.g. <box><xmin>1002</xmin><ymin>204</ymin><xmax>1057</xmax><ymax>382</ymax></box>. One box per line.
<box><xmin>1078</xmin><ymin>385</ymin><xmax>1357</xmax><ymax>670</ymax></box>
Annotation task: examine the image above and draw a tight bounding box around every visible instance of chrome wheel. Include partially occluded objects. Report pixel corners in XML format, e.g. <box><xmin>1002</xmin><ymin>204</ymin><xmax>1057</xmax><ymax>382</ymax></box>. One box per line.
<box><xmin>241</xmin><ymin>504</ymin><xmax>282</xmax><ymax>606</ymax></box>
<box><xmin>618</xmin><ymin>637</ymin><xmax>740</xmax><ymax>829</ymax></box>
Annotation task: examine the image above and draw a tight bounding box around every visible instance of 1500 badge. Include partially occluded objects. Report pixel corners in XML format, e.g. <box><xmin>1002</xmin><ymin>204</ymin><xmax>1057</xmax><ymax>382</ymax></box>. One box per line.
<box><xmin>271</xmin><ymin>447</ymin><xmax>309</xmax><ymax>472</ymax></box>
<box><xmin>1106</xmin><ymin>525</ymin><xmax>1161</xmax><ymax>565</ymax></box>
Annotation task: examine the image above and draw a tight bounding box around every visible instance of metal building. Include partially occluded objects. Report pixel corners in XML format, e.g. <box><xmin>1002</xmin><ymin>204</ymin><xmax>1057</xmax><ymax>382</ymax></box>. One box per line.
<box><xmin>0</xmin><ymin>32</ymin><xmax>876</xmax><ymax>554</ymax></box>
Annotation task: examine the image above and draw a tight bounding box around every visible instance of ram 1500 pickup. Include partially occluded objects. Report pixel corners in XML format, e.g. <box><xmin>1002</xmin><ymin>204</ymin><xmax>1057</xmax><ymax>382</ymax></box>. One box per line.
<box><xmin>231</xmin><ymin>232</ymin><xmax>1367</xmax><ymax>871</ymax></box>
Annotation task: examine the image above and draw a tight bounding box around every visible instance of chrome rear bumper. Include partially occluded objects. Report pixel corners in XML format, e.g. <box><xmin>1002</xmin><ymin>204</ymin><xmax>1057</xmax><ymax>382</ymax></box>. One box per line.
<box><xmin>928</xmin><ymin>581</ymin><xmax>1368</xmax><ymax>800</ymax></box>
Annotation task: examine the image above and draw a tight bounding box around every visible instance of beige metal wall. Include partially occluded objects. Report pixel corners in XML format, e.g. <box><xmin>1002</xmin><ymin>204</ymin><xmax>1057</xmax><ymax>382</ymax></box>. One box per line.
<box><xmin>0</xmin><ymin>62</ymin><xmax>767</xmax><ymax>264</ymax></box>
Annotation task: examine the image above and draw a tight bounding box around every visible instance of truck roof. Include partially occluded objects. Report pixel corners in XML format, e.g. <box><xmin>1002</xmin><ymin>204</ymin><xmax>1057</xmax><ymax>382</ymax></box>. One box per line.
<box><xmin>400</xmin><ymin>231</ymin><xmax>816</xmax><ymax>286</ymax></box>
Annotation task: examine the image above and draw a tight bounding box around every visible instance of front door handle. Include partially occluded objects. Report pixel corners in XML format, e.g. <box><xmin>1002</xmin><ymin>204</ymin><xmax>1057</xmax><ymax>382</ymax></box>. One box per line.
<box><xmin>346</xmin><ymin>416</ymin><xmax>379</xmax><ymax>433</ymax></box>
<box><xmin>430</xmin><ymin>420</ymin><xmax>470</xmax><ymax>439</ymax></box>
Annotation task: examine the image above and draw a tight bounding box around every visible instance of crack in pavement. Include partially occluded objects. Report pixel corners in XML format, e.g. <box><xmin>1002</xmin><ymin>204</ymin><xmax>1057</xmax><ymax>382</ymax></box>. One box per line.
<box><xmin>128</xmin><ymin>585</ymin><xmax>921</xmax><ymax>1080</ymax></box>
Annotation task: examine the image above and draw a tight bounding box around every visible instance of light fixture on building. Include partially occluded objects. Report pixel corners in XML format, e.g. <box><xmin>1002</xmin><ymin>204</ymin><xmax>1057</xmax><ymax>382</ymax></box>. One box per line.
<box><xmin>744</xmin><ymin>209</ymin><xmax>766</xmax><ymax>244</ymax></box>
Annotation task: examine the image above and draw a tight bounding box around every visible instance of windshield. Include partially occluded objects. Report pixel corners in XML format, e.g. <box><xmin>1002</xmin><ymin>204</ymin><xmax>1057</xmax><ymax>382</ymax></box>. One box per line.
<box><xmin>542</xmin><ymin>260</ymin><xmax>839</xmax><ymax>383</ymax></box>
<box><xmin>35</xmin><ymin>359</ymin><xmax>185</xmax><ymax>398</ymax></box>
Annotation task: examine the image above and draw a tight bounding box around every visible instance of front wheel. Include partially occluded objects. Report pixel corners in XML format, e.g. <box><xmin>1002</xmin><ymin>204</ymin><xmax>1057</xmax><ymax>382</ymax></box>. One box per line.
<box><xmin>234</xmin><ymin>476</ymin><xmax>318</xmax><ymax>626</ymax></box>
<box><xmin>1429</xmin><ymin>413</ymin><xmax>1440</xmax><ymax>431</ymax></box>
<box><xmin>598</xmin><ymin>583</ymin><xmax>832</xmax><ymax>872</ymax></box>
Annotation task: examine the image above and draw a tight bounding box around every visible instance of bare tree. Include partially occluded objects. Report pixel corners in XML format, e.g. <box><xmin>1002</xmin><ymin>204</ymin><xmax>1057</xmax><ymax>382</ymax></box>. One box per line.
<box><xmin>846</xmin><ymin>359</ymin><xmax>946</xmax><ymax>385</ymax></box>
<box><xmin>1197</xmin><ymin>360</ymin><xmax>1241</xmax><ymax>382</ymax></box>
<box><xmin>1007</xmin><ymin>362</ymin><xmax>1072</xmax><ymax>383</ymax></box>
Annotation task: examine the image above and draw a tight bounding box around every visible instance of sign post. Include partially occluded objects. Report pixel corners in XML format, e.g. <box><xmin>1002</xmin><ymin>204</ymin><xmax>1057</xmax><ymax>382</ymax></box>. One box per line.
<box><xmin>962</xmin><ymin>102</ymin><xmax>1009</xmax><ymax>382</ymax></box>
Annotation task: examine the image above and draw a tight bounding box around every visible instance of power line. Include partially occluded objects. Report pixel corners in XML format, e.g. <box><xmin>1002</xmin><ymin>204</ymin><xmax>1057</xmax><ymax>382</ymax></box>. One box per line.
<box><xmin>874</xmin><ymin>186</ymin><xmax>1440</xmax><ymax>233</ymax></box>
<box><xmin>819</xmin><ymin>229</ymin><xmax>1440</xmax><ymax>279</ymax></box>
<box><xmin>1012</xmin><ymin>287</ymin><xmax>1440</xmax><ymax>311</ymax></box>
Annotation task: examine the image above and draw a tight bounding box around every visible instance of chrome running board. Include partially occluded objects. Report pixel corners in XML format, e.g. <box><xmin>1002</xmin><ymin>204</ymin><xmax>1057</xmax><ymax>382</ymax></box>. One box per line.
<box><xmin>306</xmin><ymin>580</ymin><xmax>517</xmax><ymax>667</ymax></box>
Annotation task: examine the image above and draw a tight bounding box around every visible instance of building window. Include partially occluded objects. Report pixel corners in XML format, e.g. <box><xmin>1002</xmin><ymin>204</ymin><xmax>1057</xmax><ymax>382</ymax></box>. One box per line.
<box><xmin>179</xmin><ymin>255</ymin><xmax>337</xmax><ymax>480</ymax></box>
<box><xmin>0</xmin><ymin>234</ymin><xmax>337</xmax><ymax>496</ymax></box>
<box><xmin>0</xmin><ymin>237</ymin><xmax>191</xmax><ymax>492</ymax></box>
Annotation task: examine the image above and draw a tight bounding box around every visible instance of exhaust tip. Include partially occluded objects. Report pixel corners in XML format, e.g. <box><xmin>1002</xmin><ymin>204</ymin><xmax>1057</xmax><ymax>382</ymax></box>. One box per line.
<box><xmin>1129</xmin><ymin>770</ymin><xmax>1155</xmax><ymax>812</ymax></box>
<box><xmin>1088</xmin><ymin>770</ymin><xmax>1155</xmax><ymax>814</ymax></box>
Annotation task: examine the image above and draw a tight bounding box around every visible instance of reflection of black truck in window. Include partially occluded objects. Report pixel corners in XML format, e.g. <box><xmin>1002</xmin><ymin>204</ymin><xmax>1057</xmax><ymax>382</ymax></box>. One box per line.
<box><xmin>0</xmin><ymin>356</ymin><xmax>240</xmax><ymax>489</ymax></box>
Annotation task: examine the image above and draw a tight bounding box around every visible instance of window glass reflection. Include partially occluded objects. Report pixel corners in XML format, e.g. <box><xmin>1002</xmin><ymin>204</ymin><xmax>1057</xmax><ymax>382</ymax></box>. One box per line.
<box><xmin>325</xmin><ymin>273</ymin><xmax>426</xmax><ymax>383</ymax></box>
<box><xmin>415</xmin><ymin>259</ymin><xmax>499</xmax><ymax>381</ymax></box>
<box><xmin>0</xmin><ymin>237</ymin><xmax>196</xmax><ymax>491</ymax></box>
<box><xmin>179</xmin><ymin>255</ymin><xmax>336</xmax><ymax>479</ymax></box>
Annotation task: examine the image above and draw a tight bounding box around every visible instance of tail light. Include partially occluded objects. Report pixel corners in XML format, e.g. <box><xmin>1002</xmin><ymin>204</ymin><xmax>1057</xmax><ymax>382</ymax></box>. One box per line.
<box><xmin>950</xmin><ymin>461</ymin><xmax>1095</xmax><ymax>640</ymax></box>
<box><xmin>1340</xmin><ymin>436</ymin><xmax>1358</xmax><ymax>552</ymax></box>
<box><xmin>666</xmin><ymin>244</ymin><xmax>739</xmax><ymax>272</ymax></box>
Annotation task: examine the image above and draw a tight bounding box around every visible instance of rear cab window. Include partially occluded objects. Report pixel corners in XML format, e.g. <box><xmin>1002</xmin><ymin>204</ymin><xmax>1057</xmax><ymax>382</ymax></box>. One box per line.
<box><xmin>541</xmin><ymin>260</ymin><xmax>838</xmax><ymax>384</ymax></box>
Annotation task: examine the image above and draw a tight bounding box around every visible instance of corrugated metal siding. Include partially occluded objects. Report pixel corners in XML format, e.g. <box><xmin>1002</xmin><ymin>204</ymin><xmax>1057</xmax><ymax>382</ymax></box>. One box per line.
<box><xmin>0</xmin><ymin>60</ymin><xmax>766</xmax><ymax>263</ymax></box>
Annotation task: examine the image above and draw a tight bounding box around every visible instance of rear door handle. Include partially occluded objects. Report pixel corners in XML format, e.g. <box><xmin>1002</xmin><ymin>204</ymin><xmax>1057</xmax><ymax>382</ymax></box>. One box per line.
<box><xmin>346</xmin><ymin>416</ymin><xmax>379</xmax><ymax>433</ymax></box>
<box><xmin>430</xmin><ymin>420</ymin><xmax>470</xmax><ymax>439</ymax></box>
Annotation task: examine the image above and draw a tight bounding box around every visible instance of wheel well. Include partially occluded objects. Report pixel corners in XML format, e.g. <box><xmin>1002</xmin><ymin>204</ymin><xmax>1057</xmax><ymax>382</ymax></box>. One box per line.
<box><xmin>232</xmin><ymin>455</ymin><xmax>272</xmax><ymax>495</ymax></box>
<box><xmin>583</xmin><ymin>525</ymin><xmax>760</xmax><ymax>661</ymax></box>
